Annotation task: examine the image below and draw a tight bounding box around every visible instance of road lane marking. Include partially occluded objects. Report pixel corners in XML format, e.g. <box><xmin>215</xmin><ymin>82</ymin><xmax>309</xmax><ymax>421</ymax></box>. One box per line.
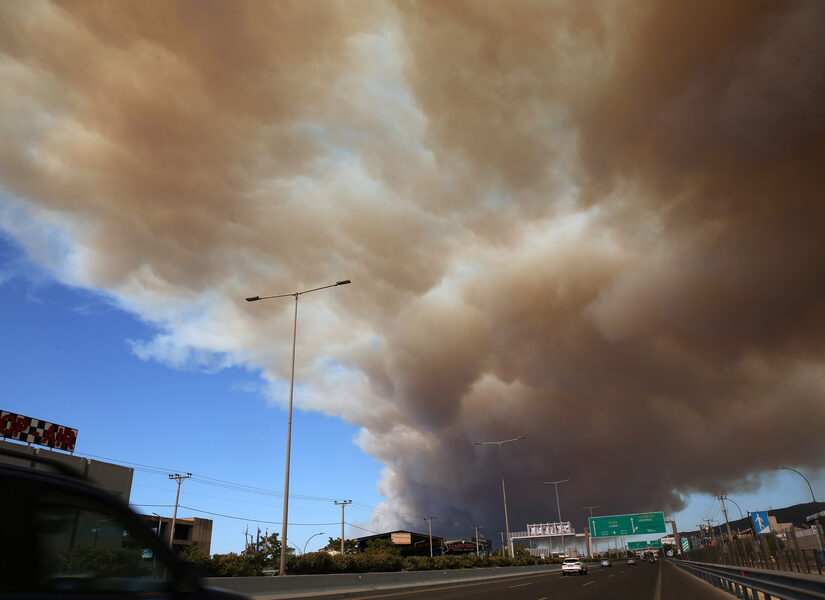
<box><xmin>509</xmin><ymin>583</ymin><xmax>532</xmax><ymax>588</ymax></box>
<box><xmin>608</xmin><ymin>574</ymin><xmax>615</xmax><ymax>577</ymax></box>
<box><xmin>653</xmin><ymin>560</ymin><xmax>662</xmax><ymax>600</ymax></box>
<box><xmin>583</xmin><ymin>581</ymin><xmax>594</xmax><ymax>586</ymax></box>
<box><xmin>538</xmin><ymin>597</ymin><xmax>548</xmax><ymax>600</ymax></box>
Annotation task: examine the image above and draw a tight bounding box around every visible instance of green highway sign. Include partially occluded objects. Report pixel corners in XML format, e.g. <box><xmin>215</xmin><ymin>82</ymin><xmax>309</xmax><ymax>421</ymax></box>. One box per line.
<box><xmin>628</xmin><ymin>541</ymin><xmax>648</xmax><ymax>550</ymax></box>
<box><xmin>649</xmin><ymin>540</ymin><xmax>663</xmax><ymax>549</ymax></box>
<box><xmin>589</xmin><ymin>512</ymin><xmax>666</xmax><ymax>538</ymax></box>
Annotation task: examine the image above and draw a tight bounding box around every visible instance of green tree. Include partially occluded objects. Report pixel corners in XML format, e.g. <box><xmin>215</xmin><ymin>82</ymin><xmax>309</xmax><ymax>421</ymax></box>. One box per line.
<box><xmin>179</xmin><ymin>542</ymin><xmax>210</xmax><ymax>565</ymax></box>
<box><xmin>363</xmin><ymin>537</ymin><xmax>401</xmax><ymax>555</ymax></box>
<box><xmin>323</xmin><ymin>537</ymin><xmax>358</xmax><ymax>554</ymax></box>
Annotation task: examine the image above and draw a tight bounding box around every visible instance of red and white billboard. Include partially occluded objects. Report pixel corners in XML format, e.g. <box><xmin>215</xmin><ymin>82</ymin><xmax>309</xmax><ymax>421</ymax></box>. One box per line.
<box><xmin>0</xmin><ymin>410</ymin><xmax>78</xmax><ymax>452</ymax></box>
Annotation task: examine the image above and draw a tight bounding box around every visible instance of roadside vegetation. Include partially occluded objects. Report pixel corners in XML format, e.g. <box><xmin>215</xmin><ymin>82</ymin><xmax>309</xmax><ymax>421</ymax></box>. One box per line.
<box><xmin>180</xmin><ymin>537</ymin><xmax>566</xmax><ymax>577</ymax></box>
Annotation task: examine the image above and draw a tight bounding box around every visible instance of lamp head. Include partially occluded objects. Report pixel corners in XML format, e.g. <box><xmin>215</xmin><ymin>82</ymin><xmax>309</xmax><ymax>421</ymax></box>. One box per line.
<box><xmin>246</xmin><ymin>296</ymin><xmax>261</xmax><ymax>302</ymax></box>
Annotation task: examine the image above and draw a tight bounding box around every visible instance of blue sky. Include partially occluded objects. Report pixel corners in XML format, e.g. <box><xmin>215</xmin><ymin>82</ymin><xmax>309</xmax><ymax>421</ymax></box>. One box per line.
<box><xmin>0</xmin><ymin>233</ymin><xmax>386</xmax><ymax>554</ymax></box>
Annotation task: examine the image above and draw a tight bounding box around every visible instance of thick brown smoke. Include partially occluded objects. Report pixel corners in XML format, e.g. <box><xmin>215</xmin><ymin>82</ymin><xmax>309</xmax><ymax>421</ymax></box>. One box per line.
<box><xmin>1</xmin><ymin>0</ymin><xmax>824</xmax><ymax>537</ymax></box>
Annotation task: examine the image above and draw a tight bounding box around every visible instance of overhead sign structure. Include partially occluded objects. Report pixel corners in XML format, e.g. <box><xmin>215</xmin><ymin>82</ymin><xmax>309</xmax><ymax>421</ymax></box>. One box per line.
<box><xmin>0</xmin><ymin>410</ymin><xmax>77</xmax><ymax>452</ymax></box>
<box><xmin>589</xmin><ymin>512</ymin><xmax>667</xmax><ymax>538</ymax></box>
<box><xmin>628</xmin><ymin>541</ymin><xmax>649</xmax><ymax>550</ymax></box>
<box><xmin>527</xmin><ymin>522</ymin><xmax>573</xmax><ymax>537</ymax></box>
<box><xmin>751</xmin><ymin>511</ymin><xmax>772</xmax><ymax>536</ymax></box>
<box><xmin>649</xmin><ymin>540</ymin><xmax>663</xmax><ymax>549</ymax></box>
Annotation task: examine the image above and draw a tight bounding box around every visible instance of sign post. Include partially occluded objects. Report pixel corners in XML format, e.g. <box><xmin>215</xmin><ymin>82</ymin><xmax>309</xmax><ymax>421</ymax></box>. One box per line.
<box><xmin>751</xmin><ymin>511</ymin><xmax>772</xmax><ymax>536</ymax></box>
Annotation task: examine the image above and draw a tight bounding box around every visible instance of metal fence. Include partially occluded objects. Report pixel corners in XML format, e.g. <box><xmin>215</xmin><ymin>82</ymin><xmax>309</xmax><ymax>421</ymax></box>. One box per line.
<box><xmin>682</xmin><ymin>530</ymin><xmax>825</xmax><ymax>577</ymax></box>
<box><xmin>673</xmin><ymin>560</ymin><xmax>825</xmax><ymax>600</ymax></box>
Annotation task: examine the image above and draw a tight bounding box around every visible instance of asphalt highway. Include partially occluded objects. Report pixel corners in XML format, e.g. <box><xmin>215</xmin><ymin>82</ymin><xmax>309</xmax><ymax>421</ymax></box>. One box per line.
<box><xmin>323</xmin><ymin>560</ymin><xmax>730</xmax><ymax>600</ymax></box>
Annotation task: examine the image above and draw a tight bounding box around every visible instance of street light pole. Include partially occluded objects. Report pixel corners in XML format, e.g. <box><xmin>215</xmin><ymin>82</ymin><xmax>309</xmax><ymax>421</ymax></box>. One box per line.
<box><xmin>582</xmin><ymin>505</ymin><xmax>599</xmax><ymax>557</ymax></box>
<box><xmin>425</xmin><ymin>517</ymin><xmax>436</xmax><ymax>557</ymax></box>
<box><xmin>542</xmin><ymin>479</ymin><xmax>570</xmax><ymax>557</ymax></box>
<box><xmin>475</xmin><ymin>436</ymin><xmax>526</xmax><ymax>558</ymax></box>
<box><xmin>246</xmin><ymin>279</ymin><xmax>351</xmax><ymax>575</ymax></box>
<box><xmin>470</xmin><ymin>525</ymin><xmax>483</xmax><ymax>557</ymax></box>
<box><xmin>303</xmin><ymin>532</ymin><xmax>325</xmax><ymax>555</ymax></box>
<box><xmin>773</xmin><ymin>466</ymin><xmax>824</xmax><ymax>552</ymax></box>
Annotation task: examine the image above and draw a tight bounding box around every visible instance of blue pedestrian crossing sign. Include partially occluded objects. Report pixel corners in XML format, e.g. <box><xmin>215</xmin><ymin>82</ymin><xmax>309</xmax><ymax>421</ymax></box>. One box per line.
<box><xmin>751</xmin><ymin>511</ymin><xmax>772</xmax><ymax>535</ymax></box>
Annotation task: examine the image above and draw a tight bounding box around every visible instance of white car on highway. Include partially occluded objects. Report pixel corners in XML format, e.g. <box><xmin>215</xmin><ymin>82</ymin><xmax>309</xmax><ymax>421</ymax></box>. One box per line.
<box><xmin>561</xmin><ymin>557</ymin><xmax>588</xmax><ymax>576</ymax></box>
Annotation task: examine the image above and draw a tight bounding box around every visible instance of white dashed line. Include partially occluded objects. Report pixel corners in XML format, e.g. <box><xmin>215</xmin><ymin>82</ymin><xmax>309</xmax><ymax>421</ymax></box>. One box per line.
<box><xmin>509</xmin><ymin>583</ymin><xmax>532</xmax><ymax>588</ymax></box>
<box><xmin>583</xmin><ymin>581</ymin><xmax>595</xmax><ymax>586</ymax></box>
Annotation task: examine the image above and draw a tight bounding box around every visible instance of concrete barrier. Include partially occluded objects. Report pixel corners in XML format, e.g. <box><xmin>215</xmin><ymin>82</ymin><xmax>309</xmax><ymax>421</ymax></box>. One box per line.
<box><xmin>203</xmin><ymin>563</ymin><xmax>563</xmax><ymax>598</ymax></box>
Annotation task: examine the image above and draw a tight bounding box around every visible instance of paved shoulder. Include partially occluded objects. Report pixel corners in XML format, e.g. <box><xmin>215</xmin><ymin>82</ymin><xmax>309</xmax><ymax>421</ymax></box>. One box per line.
<box><xmin>661</xmin><ymin>560</ymin><xmax>731</xmax><ymax>600</ymax></box>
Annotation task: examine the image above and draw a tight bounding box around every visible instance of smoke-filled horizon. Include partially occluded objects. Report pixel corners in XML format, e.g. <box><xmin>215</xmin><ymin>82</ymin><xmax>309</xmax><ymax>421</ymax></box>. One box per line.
<box><xmin>2</xmin><ymin>1</ymin><xmax>824</xmax><ymax>539</ymax></box>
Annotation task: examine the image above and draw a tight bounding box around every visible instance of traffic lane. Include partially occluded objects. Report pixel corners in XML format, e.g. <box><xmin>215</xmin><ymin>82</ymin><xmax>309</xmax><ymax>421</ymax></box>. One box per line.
<box><xmin>329</xmin><ymin>563</ymin><xmax>654</xmax><ymax>600</ymax></box>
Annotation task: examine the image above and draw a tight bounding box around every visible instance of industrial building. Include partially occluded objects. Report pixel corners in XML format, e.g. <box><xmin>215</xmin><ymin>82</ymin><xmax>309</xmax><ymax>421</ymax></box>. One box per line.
<box><xmin>355</xmin><ymin>530</ymin><xmax>444</xmax><ymax>556</ymax></box>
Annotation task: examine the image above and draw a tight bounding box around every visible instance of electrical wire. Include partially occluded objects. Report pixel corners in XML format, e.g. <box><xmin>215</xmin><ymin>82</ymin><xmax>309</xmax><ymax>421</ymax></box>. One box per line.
<box><xmin>131</xmin><ymin>503</ymin><xmax>340</xmax><ymax>526</ymax></box>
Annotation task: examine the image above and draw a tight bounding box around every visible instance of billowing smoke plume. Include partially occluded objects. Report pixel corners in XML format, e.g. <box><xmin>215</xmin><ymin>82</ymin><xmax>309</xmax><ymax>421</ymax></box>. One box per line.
<box><xmin>2</xmin><ymin>0</ymin><xmax>824</xmax><ymax>537</ymax></box>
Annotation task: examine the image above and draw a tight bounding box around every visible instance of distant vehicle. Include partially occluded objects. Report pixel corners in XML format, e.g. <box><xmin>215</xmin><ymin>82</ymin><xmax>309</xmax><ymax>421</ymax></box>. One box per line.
<box><xmin>0</xmin><ymin>444</ymin><xmax>248</xmax><ymax>599</ymax></box>
<box><xmin>648</xmin><ymin>556</ymin><xmax>657</xmax><ymax>563</ymax></box>
<box><xmin>600</xmin><ymin>558</ymin><xmax>612</xmax><ymax>567</ymax></box>
<box><xmin>561</xmin><ymin>557</ymin><xmax>588</xmax><ymax>576</ymax></box>
<box><xmin>627</xmin><ymin>557</ymin><xmax>638</xmax><ymax>565</ymax></box>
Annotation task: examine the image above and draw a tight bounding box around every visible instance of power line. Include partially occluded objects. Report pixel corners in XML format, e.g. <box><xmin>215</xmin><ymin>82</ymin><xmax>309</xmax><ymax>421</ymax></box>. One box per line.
<box><xmin>131</xmin><ymin>503</ymin><xmax>339</xmax><ymax>526</ymax></box>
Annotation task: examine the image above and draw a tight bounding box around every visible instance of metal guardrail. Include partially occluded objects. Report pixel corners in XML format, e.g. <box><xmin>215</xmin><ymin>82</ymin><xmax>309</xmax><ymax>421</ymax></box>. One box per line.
<box><xmin>674</xmin><ymin>559</ymin><xmax>825</xmax><ymax>600</ymax></box>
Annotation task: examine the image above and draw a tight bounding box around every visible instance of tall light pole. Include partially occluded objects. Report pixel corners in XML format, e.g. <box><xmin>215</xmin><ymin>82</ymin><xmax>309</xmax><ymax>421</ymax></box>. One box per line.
<box><xmin>773</xmin><ymin>466</ymin><xmax>824</xmax><ymax>552</ymax></box>
<box><xmin>475</xmin><ymin>436</ymin><xmax>526</xmax><ymax>557</ymax></box>
<box><xmin>424</xmin><ymin>517</ymin><xmax>437</xmax><ymax>558</ymax></box>
<box><xmin>542</xmin><ymin>479</ymin><xmax>570</xmax><ymax>556</ymax></box>
<box><xmin>303</xmin><ymin>532</ymin><xmax>325</xmax><ymax>555</ymax></box>
<box><xmin>246</xmin><ymin>279</ymin><xmax>351</xmax><ymax>575</ymax></box>
<box><xmin>470</xmin><ymin>525</ymin><xmax>483</xmax><ymax>557</ymax></box>
<box><xmin>582</xmin><ymin>505</ymin><xmax>599</xmax><ymax>557</ymax></box>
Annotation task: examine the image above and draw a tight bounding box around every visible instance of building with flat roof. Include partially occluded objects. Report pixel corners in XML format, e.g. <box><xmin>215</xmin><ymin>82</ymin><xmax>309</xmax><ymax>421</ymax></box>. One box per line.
<box><xmin>0</xmin><ymin>438</ymin><xmax>133</xmax><ymax>502</ymax></box>
<box><xmin>141</xmin><ymin>514</ymin><xmax>214</xmax><ymax>555</ymax></box>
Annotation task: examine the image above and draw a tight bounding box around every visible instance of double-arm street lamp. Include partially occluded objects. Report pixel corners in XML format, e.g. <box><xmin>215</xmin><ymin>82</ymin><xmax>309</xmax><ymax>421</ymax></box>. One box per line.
<box><xmin>542</xmin><ymin>479</ymin><xmax>570</xmax><ymax>556</ymax></box>
<box><xmin>474</xmin><ymin>436</ymin><xmax>525</xmax><ymax>557</ymax></box>
<box><xmin>246</xmin><ymin>279</ymin><xmax>351</xmax><ymax>575</ymax></box>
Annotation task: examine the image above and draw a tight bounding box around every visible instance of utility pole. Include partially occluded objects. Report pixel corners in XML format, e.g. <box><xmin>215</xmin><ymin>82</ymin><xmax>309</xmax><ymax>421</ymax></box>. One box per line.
<box><xmin>334</xmin><ymin>500</ymin><xmax>352</xmax><ymax>555</ymax></box>
<box><xmin>704</xmin><ymin>519</ymin><xmax>716</xmax><ymax>547</ymax></box>
<box><xmin>425</xmin><ymin>517</ymin><xmax>436</xmax><ymax>558</ymax></box>
<box><xmin>168</xmin><ymin>473</ymin><xmax>191</xmax><ymax>550</ymax></box>
<box><xmin>470</xmin><ymin>525</ymin><xmax>483</xmax><ymax>557</ymax></box>
<box><xmin>719</xmin><ymin>493</ymin><xmax>733</xmax><ymax>541</ymax></box>
<box><xmin>499</xmin><ymin>531</ymin><xmax>505</xmax><ymax>554</ymax></box>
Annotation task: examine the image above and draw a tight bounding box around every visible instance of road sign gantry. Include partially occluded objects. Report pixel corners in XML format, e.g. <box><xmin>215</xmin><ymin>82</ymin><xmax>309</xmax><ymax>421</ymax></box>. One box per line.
<box><xmin>588</xmin><ymin>512</ymin><xmax>667</xmax><ymax>538</ymax></box>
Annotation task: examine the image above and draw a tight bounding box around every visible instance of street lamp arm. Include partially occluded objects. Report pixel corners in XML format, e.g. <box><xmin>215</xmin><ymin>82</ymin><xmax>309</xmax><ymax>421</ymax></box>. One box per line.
<box><xmin>246</xmin><ymin>280</ymin><xmax>351</xmax><ymax>302</ymax></box>
<box><xmin>773</xmin><ymin>466</ymin><xmax>820</xmax><ymax>505</ymax></box>
<box><xmin>475</xmin><ymin>436</ymin><xmax>526</xmax><ymax>446</ymax></box>
<box><xmin>541</xmin><ymin>479</ymin><xmax>571</xmax><ymax>485</ymax></box>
